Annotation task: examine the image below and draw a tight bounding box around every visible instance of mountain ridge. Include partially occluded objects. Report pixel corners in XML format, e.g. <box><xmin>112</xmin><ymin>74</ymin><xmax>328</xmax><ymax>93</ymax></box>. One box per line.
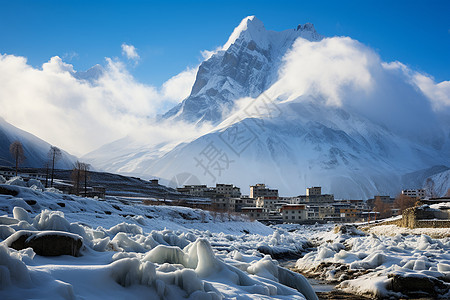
<box><xmin>0</xmin><ymin>117</ymin><xmax>76</xmax><ymax>169</ymax></box>
<box><xmin>84</xmin><ymin>16</ymin><xmax>450</xmax><ymax>198</ymax></box>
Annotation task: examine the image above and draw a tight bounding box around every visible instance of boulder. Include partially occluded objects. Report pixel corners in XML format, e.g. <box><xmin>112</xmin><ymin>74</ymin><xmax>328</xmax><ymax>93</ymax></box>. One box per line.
<box><xmin>5</xmin><ymin>230</ymin><xmax>83</xmax><ymax>257</ymax></box>
<box><xmin>388</xmin><ymin>273</ymin><xmax>449</xmax><ymax>297</ymax></box>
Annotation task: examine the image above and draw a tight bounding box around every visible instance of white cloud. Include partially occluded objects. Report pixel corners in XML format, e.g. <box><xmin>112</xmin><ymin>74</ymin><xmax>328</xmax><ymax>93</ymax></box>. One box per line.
<box><xmin>382</xmin><ymin>61</ymin><xmax>450</xmax><ymax>110</ymax></box>
<box><xmin>161</xmin><ymin>67</ymin><xmax>197</xmax><ymax>102</ymax></box>
<box><xmin>272</xmin><ymin>37</ymin><xmax>376</xmax><ymax>106</ymax></box>
<box><xmin>121</xmin><ymin>43</ymin><xmax>140</xmax><ymax>61</ymax></box>
<box><xmin>414</xmin><ymin>76</ymin><xmax>450</xmax><ymax>109</ymax></box>
<box><xmin>250</xmin><ymin>36</ymin><xmax>448</xmax><ymax>144</ymax></box>
<box><xmin>0</xmin><ymin>35</ymin><xmax>447</xmax><ymax>160</ymax></box>
<box><xmin>0</xmin><ymin>53</ymin><xmax>201</xmax><ymax>156</ymax></box>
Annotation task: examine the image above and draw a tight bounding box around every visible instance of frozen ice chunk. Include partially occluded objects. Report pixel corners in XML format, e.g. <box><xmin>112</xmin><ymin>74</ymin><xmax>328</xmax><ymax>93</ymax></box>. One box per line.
<box><xmin>143</xmin><ymin>245</ymin><xmax>186</xmax><ymax>265</ymax></box>
<box><xmin>6</xmin><ymin>177</ymin><xmax>27</xmax><ymax>187</ymax></box>
<box><xmin>27</xmin><ymin>179</ymin><xmax>44</xmax><ymax>190</ymax></box>
<box><xmin>110</xmin><ymin>258</ymin><xmax>142</xmax><ymax>287</ymax></box>
<box><xmin>33</xmin><ymin>210</ymin><xmax>70</xmax><ymax>231</ymax></box>
<box><xmin>0</xmin><ymin>244</ymin><xmax>32</xmax><ymax>288</ymax></box>
<box><xmin>0</xmin><ymin>215</ymin><xmax>19</xmax><ymax>225</ymax></box>
<box><xmin>13</xmin><ymin>206</ymin><xmax>31</xmax><ymax>223</ymax></box>
<box><xmin>247</xmin><ymin>255</ymin><xmax>279</xmax><ymax>281</ymax></box>
<box><xmin>0</xmin><ymin>225</ymin><xmax>16</xmax><ymax>240</ymax></box>
<box><xmin>111</xmin><ymin>232</ymin><xmax>146</xmax><ymax>253</ymax></box>
<box><xmin>107</xmin><ymin>222</ymin><xmax>143</xmax><ymax>236</ymax></box>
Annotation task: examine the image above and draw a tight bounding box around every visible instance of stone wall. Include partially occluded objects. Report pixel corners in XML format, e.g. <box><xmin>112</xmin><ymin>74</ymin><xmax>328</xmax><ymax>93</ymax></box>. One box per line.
<box><xmin>414</xmin><ymin>220</ymin><xmax>450</xmax><ymax>228</ymax></box>
<box><xmin>370</xmin><ymin>206</ymin><xmax>450</xmax><ymax>229</ymax></box>
<box><xmin>399</xmin><ymin>206</ymin><xmax>450</xmax><ymax>228</ymax></box>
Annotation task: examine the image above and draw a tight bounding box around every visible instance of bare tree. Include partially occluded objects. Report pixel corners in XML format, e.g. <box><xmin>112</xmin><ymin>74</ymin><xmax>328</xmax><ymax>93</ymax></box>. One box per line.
<box><xmin>393</xmin><ymin>194</ymin><xmax>416</xmax><ymax>214</ymax></box>
<box><xmin>44</xmin><ymin>161</ymin><xmax>50</xmax><ymax>188</ymax></box>
<box><xmin>71</xmin><ymin>161</ymin><xmax>91</xmax><ymax>196</ymax></box>
<box><xmin>373</xmin><ymin>198</ymin><xmax>392</xmax><ymax>219</ymax></box>
<box><xmin>71</xmin><ymin>161</ymin><xmax>83</xmax><ymax>195</ymax></box>
<box><xmin>9</xmin><ymin>141</ymin><xmax>26</xmax><ymax>176</ymax></box>
<box><xmin>48</xmin><ymin>146</ymin><xmax>62</xmax><ymax>187</ymax></box>
<box><xmin>82</xmin><ymin>163</ymin><xmax>90</xmax><ymax>195</ymax></box>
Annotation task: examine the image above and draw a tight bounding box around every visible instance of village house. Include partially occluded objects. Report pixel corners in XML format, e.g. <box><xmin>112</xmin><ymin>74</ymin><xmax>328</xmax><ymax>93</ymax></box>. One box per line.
<box><xmin>249</xmin><ymin>183</ymin><xmax>278</xmax><ymax>199</ymax></box>
<box><xmin>280</xmin><ymin>204</ymin><xmax>308</xmax><ymax>223</ymax></box>
<box><xmin>234</xmin><ymin>196</ymin><xmax>255</xmax><ymax>212</ymax></box>
<box><xmin>241</xmin><ymin>207</ymin><xmax>266</xmax><ymax>220</ymax></box>
<box><xmin>401</xmin><ymin>189</ymin><xmax>426</xmax><ymax>199</ymax></box>
<box><xmin>255</xmin><ymin>196</ymin><xmax>289</xmax><ymax>213</ymax></box>
<box><xmin>296</xmin><ymin>186</ymin><xmax>334</xmax><ymax>203</ymax></box>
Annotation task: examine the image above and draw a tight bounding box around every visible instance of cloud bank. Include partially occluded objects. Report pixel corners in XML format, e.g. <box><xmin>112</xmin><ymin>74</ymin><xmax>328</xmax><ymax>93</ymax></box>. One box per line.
<box><xmin>0</xmin><ymin>53</ymin><xmax>199</xmax><ymax>156</ymax></box>
<box><xmin>264</xmin><ymin>36</ymin><xmax>450</xmax><ymax>144</ymax></box>
<box><xmin>0</xmin><ymin>35</ymin><xmax>448</xmax><ymax>161</ymax></box>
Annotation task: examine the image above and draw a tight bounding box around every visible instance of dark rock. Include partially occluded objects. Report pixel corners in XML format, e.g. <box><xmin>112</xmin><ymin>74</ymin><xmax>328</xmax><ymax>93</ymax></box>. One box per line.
<box><xmin>316</xmin><ymin>290</ymin><xmax>371</xmax><ymax>299</ymax></box>
<box><xmin>388</xmin><ymin>273</ymin><xmax>449</xmax><ymax>297</ymax></box>
<box><xmin>25</xmin><ymin>199</ymin><xmax>37</xmax><ymax>205</ymax></box>
<box><xmin>0</xmin><ymin>186</ymin><xmax>18</xmax><ymax>196</ymax></box>
<box><xmin>112</xmin><ymin>204</ymin><xmax>122</xmax><ymax>211</ymax></box>
<box><xmin>257</xmin><ymin>245</ymin><xmax>302</xmax><ymax>259</ymax></box>
<box><xmin>57</xmin><ymin>202</ymin><xmax>65</xmax><ymax>207</ymax></box>
<box><xmin>6</xmin><ymin>230</ymin><xmax>83</xmax><ymax>257</ymax></box>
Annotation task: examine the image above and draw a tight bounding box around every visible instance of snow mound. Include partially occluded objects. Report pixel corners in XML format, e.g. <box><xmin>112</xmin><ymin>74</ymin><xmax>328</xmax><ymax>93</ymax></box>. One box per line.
<box><xmin>5</xmin><ymin>177</ymin><xmax>27</xmax><ymax>187</ymax></box>
<box><xmin>295</xmin><ymin>228</ymin><xmax>450</xmax><ymax>298</ymax></box>
<box><xmin>0</xmin><ymin>185</ymin><xmax>318</xmax><ymax>299</ymax></box>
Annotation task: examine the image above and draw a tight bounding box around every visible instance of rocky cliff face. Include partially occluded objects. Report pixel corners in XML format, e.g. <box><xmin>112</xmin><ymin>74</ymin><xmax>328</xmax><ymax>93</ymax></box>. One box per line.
<box><xmin>164</xmin><ymin>16</ymin><xmax>322</xmax><ymax>124</ymax></box>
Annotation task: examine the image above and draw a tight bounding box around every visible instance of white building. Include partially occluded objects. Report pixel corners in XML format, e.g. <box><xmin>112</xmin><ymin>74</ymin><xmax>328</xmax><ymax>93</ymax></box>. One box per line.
<box><xmin>402</xmin><ymin>189</ymin><xmax>426</xmax><ymax>199</ymax></box>
<box><xmin>250</xmin><ymin>184</ymin><xmax>278</xmax><ymax>199</ymax></box>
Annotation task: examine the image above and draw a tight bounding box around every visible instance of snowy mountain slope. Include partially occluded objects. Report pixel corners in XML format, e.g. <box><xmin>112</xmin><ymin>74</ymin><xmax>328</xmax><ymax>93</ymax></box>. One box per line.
<box><xmin>401</xmin><ymin>165</ymin><xmax>449</xmax><ymax>190</ymax></box>
<box><xmin>163</xmin><ymin>16</ymin><xmax>322</xmax><ymax>124</ymax></box>
<box><xmin>0</xmin><ymin>117</ymin><xmax>76</xmax><ymax>169</ymax></box>
<box><xmin>85</xmin><ymin>16</ymin><xmax>450</xmax><ymax>198</ymax></box>
<box><xmin>424</xmin><ymin>168</ymin><xmax>450</xmax><ymax>197</ymax></box>
<box><xmin>129</xmin><ymin>98</ymin><xmax>449</xmax><ymax>198</ymax></box>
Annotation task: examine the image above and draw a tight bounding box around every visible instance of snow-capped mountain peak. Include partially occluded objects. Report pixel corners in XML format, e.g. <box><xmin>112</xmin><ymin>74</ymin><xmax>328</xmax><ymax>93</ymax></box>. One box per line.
<box><xmin>222</xmin><ymin>16</ymin><xmax>268</xmax><ymax>50</ymax></box>
<box><xmin>164</xmin><ymin>16</ymin><xmax>322</xmax><ymax>124</ymax></box>
<box><xmin>223</xmin><ymin>16</ymin><xmax>320</xmax><ymax>51</ymax></box>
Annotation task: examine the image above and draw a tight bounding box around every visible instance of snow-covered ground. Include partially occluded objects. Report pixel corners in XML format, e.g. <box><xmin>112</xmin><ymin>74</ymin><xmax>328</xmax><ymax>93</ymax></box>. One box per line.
<box><xmin>2</xmin><ymin>177</ymin><xmax>449</xmax><ymax>299</ymax></box>
<box><xmin>294</xmin><ymin>224</ymin><xmax>450</xmax><ymax>298</ymax></box>
<box><xmin>367</xmin><ymin>224</ymin><xmax>450</xmax><ymax>239</ymax></box>
<box><xmin>0</xmin><ymin>179</ymin><xmax>316</xmax><ymax>300</ymax></box>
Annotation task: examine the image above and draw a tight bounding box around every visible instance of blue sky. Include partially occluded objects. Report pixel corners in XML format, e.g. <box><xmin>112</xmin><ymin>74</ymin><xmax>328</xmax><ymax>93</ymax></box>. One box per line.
<box><xmin>1</xmin><ymin>0</ymin><xmax>449</xmax><ymax>86</ymax></box>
